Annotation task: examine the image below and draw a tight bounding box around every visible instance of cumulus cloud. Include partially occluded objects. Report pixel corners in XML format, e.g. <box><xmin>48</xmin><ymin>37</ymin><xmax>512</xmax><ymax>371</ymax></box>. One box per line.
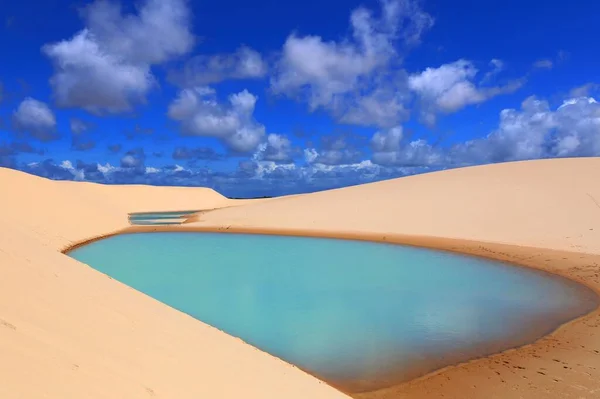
<box><xmin>21</xmin><ymin>158</ymin><xmax>191</xmax><ymax>186</ymax></box>
<box><xmin>408</xmin><ymin>60</ymin><xmax>524</xmax><ymax>125</ymax></box>
<box><xmin>168</xmin><ymin>87</ymin><xmax>265</xmax><ymax>152</ymax></box>
<box><xmin>12</xmin><ymin>98</ymin><xmax>58</xmax><ymax>141</ymax></box>
<box><xmin>18</xmin><ymin>157</ymin><xmax>223</xmax><ymax>189</ymax></box>
<box><xmin>335</xmin><ymin>71</ymin><xmax>411</xmax><ymax>127</ymax></box>
<box><xmin>270</xmin><ymin>0</ymin><xmax>433</xmax><ymax>128</ymax></box>
<box><xmin>42</xmin><ymin>0</ymin><xmax>194</xmax><ymax>114</ymax></box>
<box><xmin>120</xmin><ymin>148</ymin><xmax>146</xmax><ymax>168</ymax></box>
<box><xmin>304</xmin><ymin>133</ymin><xmax>365</xmax><ymax>165</ymax></box>
<box><xmin>370</xmin><ymin>95</ymin><xmax>600</xmax><ymax>167</ymax></box>
<box><xmin>449</xmin><ymin>96</ymin><xmax>600</xmax><ymax>164</ymax></box>
<box><xmin>169</xmin><ymin>46</ymin><xmax>267</xmax><ymax>87</ymax></box>
<box><xmin>43</xmin><ymin>30</ymin><xmax>153</xmax><ymax>113</ymax></box>
<box><xmin>552</xmin><ymin>97</ymin><xmax>600</xmax><ymax>156</ymax></box>
<box><xmin>253</xmin><ymin>133</ymin><xmax>293</xmax><ymax>162</ymax></box>
<box><xmin>237</xmin><ymin>157</ymin><xmax>385</xmax><ymax>194</ymax></box>
<box><xmin>25</xmin><ymin>159</ymin><xmax>83</xmax><ymax>181</ymax></box>
<box><xmin>371</xmin><ymin>125</ymin><xmax>443</xmax><ymax>166</ymax></box>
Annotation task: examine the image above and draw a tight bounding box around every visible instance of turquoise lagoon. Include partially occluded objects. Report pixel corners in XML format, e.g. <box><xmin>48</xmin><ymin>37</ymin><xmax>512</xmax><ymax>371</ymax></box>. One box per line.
<box><xmin>127</xmin><ymin>210</ymin><xmax>199</xmax><ymax>225</ymax></box>
<box><xmin>68</xmin><ymin>232</ymin><xmax>598</xmax><ymax>392</ymax></box>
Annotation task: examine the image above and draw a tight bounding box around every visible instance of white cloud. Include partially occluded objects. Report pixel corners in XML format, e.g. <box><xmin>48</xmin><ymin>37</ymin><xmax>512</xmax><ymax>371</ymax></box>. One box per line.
<box><xmin>120</xmin><ymin>148</ymin><xmax>146</xmax><ymax>168</ymax></box>
<box><xmin>304</xmin><ymin>148</ymin><xmax>319</xmax><ymax>163</ymax></box>
<box><xmin>81</xmin><ymin>0</ymin><xmax>194</xmax><ymax>64</ymax></box>
<box><xmin>42</xmin><ymin>0</ymin><xmax>194</xmax><ymax>114</ymax></box>
<box><xmin>145</xmin><ymin>166</ymin><xmax>160</xmax><ymax>174</ymax></box>
<box><xmin>12</xmin><ymin>98</ymin><xmax>58</xmax><ymax>141</ymax></box>
<box><xmin>335</xmin><ymin>73</ymin><xmax>411</xmax><ymax>127</ymax></box>
<box><xmin>272</xmin><ymin>33</ymin><xmax>379</xmax><ymax>108</ymax></box>
<box><xmin>409</xmin><ymin>59</ymin><xmax>524</xmax><ymax>125</ymax></box>
<box><xmin>43</xmin><ymin>30</ymin><xmax>153</xmax><ymax>114</ymax></box>
<box><xmin>306</xmin><ymin>148</ymin><xmax>363</xmax><ymax>165</ymax></box>
<box><xmin>303</xmin><ymin>132</ymin><xmax>366</xmax><ymax>165</ymax></box>
<box><xmin>253</xmin><ymin>133</ymin><xmax>293</xmax><ymax>162</ymax></box>
<box><xmin>449</xmin><ymin>95</ymin><xmax>600</xmax><ymax>164</ymax></box>
<box><xmin>59</xmin><ymin>160</ymin><xmax>85</xmax><ymax>180</ymax></box>
<box><xmin>243</xmin><ymin>157</ymin><xmax>384</xmax><ymax>186</ymax></box>
<box><xmin>169</xmin><ymin>46</ymin><xmax>267</xmax><ymax>86</ymax></box>
<box><xmin>270</xmin><ymin>0</ymin><xmax>433</xmax><ymax>128</ymax></box>
<box><xmin>60</xmin><ymin>160</ymin><xmax>74</xmax><ymax>169</ymax></box>
<box><xmin>371</xmin><ymin>125</ymin><xmax>403</xmax><ymax>153</ymax></box>
<box><xmin>168</xmin><ymin>87</ymin><xmax>265</xmax><ymax>152</ymax></box>
<box><xmin>121</xmin><ymin>155</ymin><xmax>141</xmax><ymax>168</ymax></box>
<box><xmin>305</xmin><ymin>159</ymin><xmax>382</xmax><ymax>182</ymax></box>
<box><xmin>533</xmin><ymin>59</ymin><xmax>553</xmax><ymax>69</ymax></box>
<box><xmin>368</xmin><ymin>93</ymin><xmax>600</xmax><ymax>167</ymax></box>
<box><xmin>252</xmin><ymin>161</ymin><xmax>297</xmax><ymax>179</ymax></box>
<box><xmin>371</xmin><ymin>125</ymin><xmax>443</xmax><ymax>166</ymax></box>
<box><xmin>97</xmin><ymin>163</ymin><xmax>117</xmax><ymax>174</ymax></box>
<box><xmin>553</xmin><ymin>97</ymin><xmax>600</xmax><ymax>156</ymax></box>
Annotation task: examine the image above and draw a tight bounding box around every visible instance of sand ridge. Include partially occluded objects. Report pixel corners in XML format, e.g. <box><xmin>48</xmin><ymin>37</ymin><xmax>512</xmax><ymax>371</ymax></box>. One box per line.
<box><xmin>1</xmin><ymin>157</ymin><xmax>600</xmax><ymax>399</ymax></box>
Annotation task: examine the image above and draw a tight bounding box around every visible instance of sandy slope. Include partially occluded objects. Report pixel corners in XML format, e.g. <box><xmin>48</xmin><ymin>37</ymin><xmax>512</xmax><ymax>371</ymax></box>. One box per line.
<box><xmin>1</xmin><ymin>158</ymin><xmax>600</xmax><ymax>399</ymax></box>
<box><xmin>0</xmin><ymin>168</ymin><xmax>349</xmax><ymax>399</ymax></box>
<box><xmin>195</xmin><ymin>158</ymin><xmax>600</xmax><ymax>254</ymax></box>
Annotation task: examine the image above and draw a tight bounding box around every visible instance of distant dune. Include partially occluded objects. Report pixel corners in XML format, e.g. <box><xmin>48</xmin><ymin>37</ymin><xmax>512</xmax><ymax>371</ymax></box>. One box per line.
<box><xmin>1</xmin><ymin>157</ymin><xmax>599</xmax><ymax>399</ymax></box>
<box><xmin>196</xmin><ymin>157</ymin><xmax>600</xmax><ymax>254</ymax></box>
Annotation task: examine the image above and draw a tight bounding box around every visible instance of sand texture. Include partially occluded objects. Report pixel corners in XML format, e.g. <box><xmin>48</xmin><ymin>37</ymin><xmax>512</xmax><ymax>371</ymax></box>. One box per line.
<box><xmin>1</xmin><ymin>157</ymin><xmax>600</xmax><ymax>399</ymax></box>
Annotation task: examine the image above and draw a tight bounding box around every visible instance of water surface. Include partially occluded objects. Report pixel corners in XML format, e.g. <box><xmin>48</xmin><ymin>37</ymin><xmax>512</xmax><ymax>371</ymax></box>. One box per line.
<box><xmin>69</xmin><ymin>232</ymin><xmax>597</xmax><ymax>392</ymax></box>
<box><xmin>128</xmin><ymin>210</ymin><xmax>199</xmax><ymax>225</ymax></box>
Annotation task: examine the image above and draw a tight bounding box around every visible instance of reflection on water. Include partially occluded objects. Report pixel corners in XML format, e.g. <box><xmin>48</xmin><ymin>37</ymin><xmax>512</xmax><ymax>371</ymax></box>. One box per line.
<box><xmin>69</xmin><ymin>232</ymin><xmax>598</xmax><ymax>392</ymax></box>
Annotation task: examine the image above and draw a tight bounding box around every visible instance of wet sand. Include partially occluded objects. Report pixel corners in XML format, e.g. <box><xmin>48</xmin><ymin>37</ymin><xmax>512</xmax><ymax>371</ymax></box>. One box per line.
<box><xmin>2</xmin><ymin>157</ymin><xmax>600</xmax><ymax>399</ymax></box>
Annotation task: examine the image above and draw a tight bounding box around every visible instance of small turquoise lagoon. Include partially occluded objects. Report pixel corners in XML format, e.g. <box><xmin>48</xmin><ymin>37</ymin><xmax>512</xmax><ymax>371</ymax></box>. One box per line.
<box><xmin>128</xmin><ymin>210</ymin><xmax>199</xmax><ymax>225</ymax></box>
<box><xmin>68</xmin><ymin>232</ymin><xmax>598</xmax><ymax>393</ymax></box>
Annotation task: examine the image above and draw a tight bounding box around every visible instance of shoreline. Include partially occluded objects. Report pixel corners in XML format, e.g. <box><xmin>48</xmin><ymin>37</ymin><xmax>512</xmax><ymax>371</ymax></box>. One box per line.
<box><xmin>62</xmin><ymin>224</ymin><xmax>600</xmax><ymax>398</ymax></box>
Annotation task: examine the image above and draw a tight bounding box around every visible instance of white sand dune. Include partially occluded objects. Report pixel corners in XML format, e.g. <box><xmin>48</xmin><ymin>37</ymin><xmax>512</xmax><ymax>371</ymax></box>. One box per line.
<box><xmin>1</xmin><ymin>158</ymin><xmax>599</xmax><ymax>399</ymax></box>
<box><xmin>0</xmin><ymin>168</ymin><xmax>349</xmax><ymax>399</ymax></box>
<box><xmin>195</xmin><ymin>158</ymin><xmax>600</xmax><ymax>254</ymax></box>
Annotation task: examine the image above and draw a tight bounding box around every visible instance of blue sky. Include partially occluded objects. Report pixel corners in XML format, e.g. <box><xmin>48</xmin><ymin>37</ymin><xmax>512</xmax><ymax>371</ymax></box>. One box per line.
<box><xmin>1</xmin><ymin>0</ymin><xmax>598</xmax><ymax>197</ymax></box>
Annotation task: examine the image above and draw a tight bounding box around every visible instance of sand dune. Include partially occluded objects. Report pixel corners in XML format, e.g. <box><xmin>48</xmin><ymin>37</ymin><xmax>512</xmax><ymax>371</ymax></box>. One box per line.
<box><xmin>1</xmin><ymin>158</ymin><xmax>599</xmax><ymax>399</ymax></box>
<box><xmin>195</xmin><ymin>158</ymin><xmax>600</xmax><ymax>254</ymax></box>
<box><xmin>0</xmin><ymin>168</ymin><xmax>349</xmax><ymax>399</ymax></box>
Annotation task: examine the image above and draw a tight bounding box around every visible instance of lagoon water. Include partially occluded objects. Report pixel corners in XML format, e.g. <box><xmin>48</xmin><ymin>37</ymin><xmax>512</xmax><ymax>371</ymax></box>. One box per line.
<box><xmin>69</xmin><ymin>232</ymin><xmax>597</xmax><ymax>392</ymax></box>
<box><xmin>128</xmin><ymin>210</ymin><xmax>199</xmax><ymax>225</ymax></box>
